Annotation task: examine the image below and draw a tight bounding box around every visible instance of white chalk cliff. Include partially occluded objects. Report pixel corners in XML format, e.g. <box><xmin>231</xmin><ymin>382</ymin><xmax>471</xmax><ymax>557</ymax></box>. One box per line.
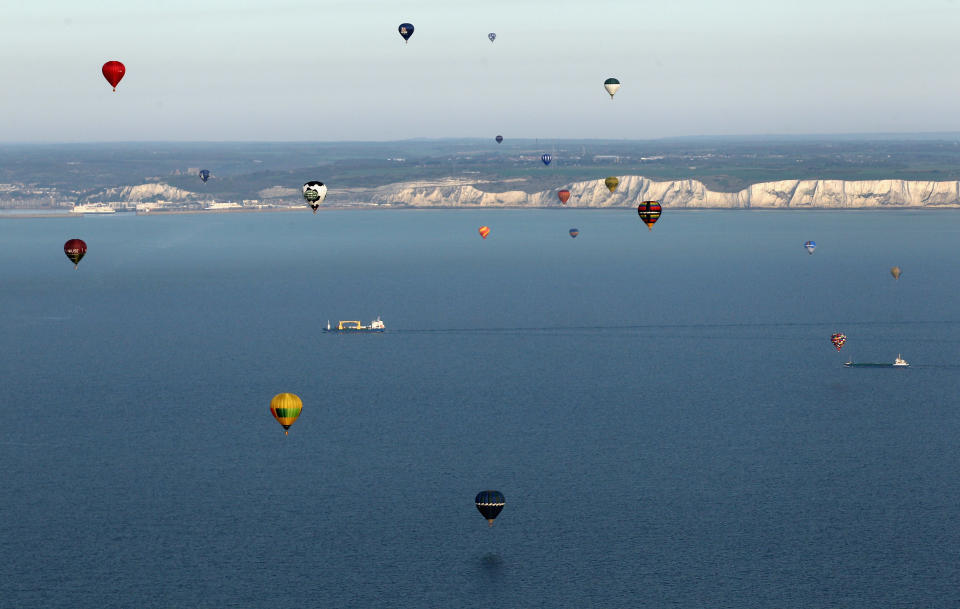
<box><xmin>367</xmin><ymin>176</ymin><xmax>960</xmax><ymax>208</ymax></box>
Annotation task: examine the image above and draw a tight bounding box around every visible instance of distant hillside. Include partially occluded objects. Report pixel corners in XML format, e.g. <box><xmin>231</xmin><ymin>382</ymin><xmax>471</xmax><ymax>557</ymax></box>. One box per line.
<box><xmin>365</xmin><ymin>176</ymin><xmax>960</xmax><ymax>208</ymax></box>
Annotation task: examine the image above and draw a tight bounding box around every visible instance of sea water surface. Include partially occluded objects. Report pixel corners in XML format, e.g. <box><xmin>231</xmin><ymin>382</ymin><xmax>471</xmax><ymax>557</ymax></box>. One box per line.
<box><xmin>1</xmin><ymin>209</ymin><xmax>959</xmax><ymax>608</ymax></box>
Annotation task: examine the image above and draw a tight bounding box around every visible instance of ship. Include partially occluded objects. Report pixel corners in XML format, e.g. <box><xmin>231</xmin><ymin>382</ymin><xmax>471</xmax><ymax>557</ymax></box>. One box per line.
<box><xmin>844</xmin><ymin>354</ymin><xmax>909</xmax><ymax>368</ymax></box>
<box><xmin>71</xmin><ymin>203</ymin><xmax>116</xmax><ymax>214</ymax></box>
<box><xmin>324</xmin><ymin>317</ymin><xmax>385</xmax><ymax>332</ymax></box>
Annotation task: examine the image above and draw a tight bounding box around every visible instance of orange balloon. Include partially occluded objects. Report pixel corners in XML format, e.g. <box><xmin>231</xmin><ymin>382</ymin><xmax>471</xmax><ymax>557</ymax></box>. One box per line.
<box><xmin>478</xmin><ymin>226</ymin><xmax>490</xmax><ymax>239</ymax></box>
<box><xmin>557</xmin><ymin>190</ymin><xmax>571</xmax><ymax>205</ymax></box>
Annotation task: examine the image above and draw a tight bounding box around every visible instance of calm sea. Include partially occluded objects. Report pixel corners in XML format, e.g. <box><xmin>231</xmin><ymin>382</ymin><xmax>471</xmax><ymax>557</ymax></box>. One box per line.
<box><xmin>1</xmin><ymin>209</ymin><xmax>959</xmax><ymax>608</ymax></box>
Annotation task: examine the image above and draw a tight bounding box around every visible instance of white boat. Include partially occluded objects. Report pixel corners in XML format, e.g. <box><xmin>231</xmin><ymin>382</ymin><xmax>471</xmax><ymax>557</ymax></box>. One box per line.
<box><xmin>325</xmin><ymin>317</ymin><xmax>385</xmax><ymax>332</ymax></box>
<box><xmin>893</xmin><ymin>354</ymin><xmax>909</xmax><ymax>367</ymax></box>
<box><xmin>71</xmin><ymin>203</ymin><xmax>116</xmax><ymax>214</ymax></box>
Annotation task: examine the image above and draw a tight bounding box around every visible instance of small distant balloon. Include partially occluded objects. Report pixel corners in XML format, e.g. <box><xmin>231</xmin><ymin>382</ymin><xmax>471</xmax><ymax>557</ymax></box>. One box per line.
<box><xmin>102</xmin><ymin>61</ymin><xmax>125</xmax><ymax>91</ymax></box>
<box><xmin>569</xmin><ymin>228</ymin><xmax>579</xmax><ymax>238</ymax></box>
<box><xmin>495</xmin><ymin>135</ymin><xmax>503</xmax><ymax>144</ymax></box>
<box><xmin>804</xmin><ymin>240</ymin><xmax>816</xmax><ymax>255</ymax></box>
<box><xmin>488</xmin><ymin>33</ymin><xmax>496</xmax><ymax>43</ymax></box>
<box><xmin>398</xmin><ymin>23</ymin><xmax>414</xmax><ymax>42</ymax></box>
<box><xmin>557</xmin><ymin>189</ymin><xmax>571</xmax><ymax>205</ymax></box>
<box><xmin>541</xmin><ymin>154</ymin><xmax>552</xmax><ymax>166</ymax></box>
<box><xmin>478</xmin><ymin>226</ymin><xmax>490</xmax><ymax>239</ymax></box>
<box><xmin>199</xmin><ymin>169</ymin><xmax>210</xmax><ymax>183</ymax></box>
<box><xmin>637</xmin><ymin>201</ymin><xmax>662</xmax><ymax>230</ymax></box>
<box><xmin>830</xmin><ymin>332</ymin><xmax>847</xmax><ymax>351</ymax></box>
<box><xmin>604</xmin><ymin>176</ymin><xmax>619</xmax><ymax>193</ymax></box>
<box><xmin>302</xmin><ymin>181</ymin><xmax>327</xmax><ymax>214</ymax></box>
<box><xmin>269</xmin><ymin>393</ymin><xmax>303</xmax><ymax>436</ymax></box>
<box><xmin>475</xmin><ymin>490</ymin><xmax>505</xmax><ymax>526</ymax></box>
<box><xmin>603</xmin><ymin>77</ymin><xmax>620</xmax><ymax>99</ymax></box>
<box><xmin>64</xmin><ymin>238</ymin><xmax>87</xmax><ymax>270</ymax></box>
<box><xmin>890</xmin><ymin>266</ymin><xmax>901</xmax><ymax>280</ymax></box>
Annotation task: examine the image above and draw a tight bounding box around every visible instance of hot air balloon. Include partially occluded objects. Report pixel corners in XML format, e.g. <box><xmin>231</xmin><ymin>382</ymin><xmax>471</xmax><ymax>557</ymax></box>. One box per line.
<box><xmin>541</xmin><ymin>154</ymin><xmax>552</xmax><ymax>166</ymax></box>
<box><xmin>604</xmin><ymin>176</ymin><xmax>619</xmax><ymax>193</ymax></box>
<box><xmin>270</xmin><ymin>393</ymin><xmax>302</xmax><ymax>436</ymax></box>
<box><xmin>603</xmin><ymin>77</ymin><xmax>620</xmax><ymax>99</ymax></box>
<box><xmin>302</xmin><ymin>181</ymin><xmax>327</xmax><ymax>214</ymax></box>
<box><xmin>102</xmin><ymin>61</ymin><xmax>125</xmax><ymax>91</ymax></box>
<box><xmin>398</xmin><ymin>23</ymin><xmax>414</xmax><ymax>42</ymax></box>
<box><xmin>63</xmin><ymin>239</ymin><xmax>87</xmax><ymax>270</ymax></box>
<box><xmin>199</xmin><ymin>169</ymin><xmax>210</xmax><ymax>183</ymax></box>
<box><xmin>557</xmin><ymin>189</ymin><xmax>571</xmax><ymax>205</ymax></box>
<box><xmin>569</xmin><ymin>228</ymin><xmax>579</xmax><ymax>238</ymax></box>
<box><xmin>830</xmin><ymin>333</ymin><xmax>847</xmax><ymax>351</ymax></box>
<box><xmin>804</xmin><ymin>241</ymin><xmax>816</xmax><ymax>255</ymax></box>
<box><xmin>475</xmin><ymin>490</ymin><xmax>505</xmax><ymax>526</ymax></box>
<box><xmin>637</xmin><ymin>201</ymin><xmax>662</xmax><ymax>230</ymax></box>
<box><xmin>488</xmin><ymin>33</ymin><xmax>496</xmax><ymax>43</ymax></box>
<box><xmin>495</xmin><ymin>135</ymin><xmax>503</xmax><ymax>144</ymax></box>
<box><xmin>478</xmin><ymin>226</ymin><xmax>490</xmax><ymax>239</ymax></box>
<box><xmin>890</xmin><ymin>266</ymin><xmax>902</xmax><ymax>280</ymax></box>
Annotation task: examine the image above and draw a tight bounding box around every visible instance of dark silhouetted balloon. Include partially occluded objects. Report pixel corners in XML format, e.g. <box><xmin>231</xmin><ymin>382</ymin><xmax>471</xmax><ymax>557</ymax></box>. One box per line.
<box><xmin>102</xmin><ymin>61</ymin><xmax>125</xmax><ymax>91</ymax></box>
<box><xmin>475</xmin><ymin>490</ymin><xmax>505</xmax><ymax>526</ymax></box>
<box><xmin>199</xmin><ymin>169</ymin><xmax>210</xmax><ymax>183</ymax></box>
<box><xmin>64</xmin><ymin>238</ymin><xmax>87</xmax><ymax>269</ymax></box>
<box><xmin>495</xmin><ymin>135</ymin><xmax>503</xmax><ymax>144</ymax></box>
<box><xmin>541</xmin><ymin>154</ymin><xmax>552</xmax><ymax>166</ymax></box>
<box><xmin>569</xmin><ymin>228</ymin><xmax>579</xmax><ymax>238</ymax></box>
<box><xmin>398</xmin><ymin>23</ymin><xmax>414</xmax><ymax>42</ymax></box>
<box><xmin>488</xmin><ymin>33</ymin><xmax>496</xmax><ymax>43</ymax></box>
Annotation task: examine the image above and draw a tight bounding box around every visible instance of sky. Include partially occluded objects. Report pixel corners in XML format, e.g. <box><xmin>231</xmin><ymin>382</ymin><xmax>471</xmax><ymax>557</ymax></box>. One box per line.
<box><xmin>2</xmin><ymin>0</ymin><xmax>960</xmax><ymax>142</ymax></box>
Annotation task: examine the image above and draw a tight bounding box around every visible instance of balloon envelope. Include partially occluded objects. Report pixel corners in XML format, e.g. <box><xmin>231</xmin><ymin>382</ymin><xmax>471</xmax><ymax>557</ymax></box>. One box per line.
<box><xmin>569</xmin><ymin>228</ymin><xmax>579</xmax><ymax>238</ymax></box>
<box><xmin>302</xmin><ymin>181</ymin><xmax>327</xmax><ymax>213</ymax></box>
<box><xmin>495</xmin><ymin>135</ymin><xmax>503</xmax><ymax>144</ymax></box>
<box><xmin>891</xmin><ymin>266</ymin><xmax>901</xmax><ymax>280</ymax></box>
<box><xmin>102</xmin><ymin>61</ymin><xmax>125</xmax><ymax>91</ymax></box>
<box><xmin>478</xmin><ymin>226</ymin><xmax>490</xmax><ymax>239</ymax></box>
<box><xmin>557</xmin><ymin>189</ymin><xmax>571</xmax><ymax>205</ymax></box>
<box><xmin>637</xmin><ymin>201</ymin><xmax>662</xmax><ymax>230</ymax></box>
<box><xmin>830</xmin><ymin>332</ymin><xmax>847</xmax><ymax>351</ymax></box>
<box><xmin>270</xmin><ymin>393</ymin><xmax>303</xmax><ymax>435</ymax></box>
<box><xmin>541</xmin><ymin>154</ymin><xmax>552</xmax><ymax>166</ymax></box>
<box><xmin>475</xmin><ymin>490</ymin><xmax>505</xmax><ymax>525</ymax></box>
<box><xmin>603</xmin><ymin>77</ymin><xmax>620</xmax><ymax>99</ymax></box>
<box><xmin>604</xmin><ymin>176</ymin><xmax>619</xmax><ymax>192</ymax></box>
<box><xmin>199</xmin><ymin>169</ymin><xmax>210</xmax><ymax>183</ymax></box>
<box><xmin>398</xmin><ymin>23</ymin><xmax>414</xmax><ymax>42</ymax></box>
<box><xmin>64</xmin><ymin>238</ymin><xmax>87</xmax><ymax>269</ymax></box>
<box><xmin>488</xmin><ymin>33</ymin><xmax>496</xmax><ymax>42</ymax></box>
<box><xmin>804</xmin><ymin>240</ymin><xmax>816</xmax><ymax>254</ymax></box>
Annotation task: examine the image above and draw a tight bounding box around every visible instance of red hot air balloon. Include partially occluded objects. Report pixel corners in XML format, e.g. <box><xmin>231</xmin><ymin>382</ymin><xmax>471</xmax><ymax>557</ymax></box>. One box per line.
<box><xmin>557</xmin><ymin>190</ymin><xmax>571</xmax><ymax>205</ymax></box>
<box><xmin>478</xmin><ymin>226</ymin><xmax>490</xmax><ymax>239</ymax></box>
<box><xmin>102</xmin><ymin>61</ymin><xmax>125</xmax><ymax>91</ymax></box>
<box><xmin>64</xmin><ymin>239</ymin><xmax>87</xmax><ymax>269</ymax></box>
<box><xmin>637</xmin><ymin>201</ymin><xmax>662</xmax><ymax>230</ymax></box>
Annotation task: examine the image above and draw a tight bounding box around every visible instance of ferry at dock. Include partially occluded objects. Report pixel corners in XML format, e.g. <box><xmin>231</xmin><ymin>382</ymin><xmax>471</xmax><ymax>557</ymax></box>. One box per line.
<box><xmin>325</xmin><ymin>317</ymin><xmax>385</xmax><ymax>333</ymax></box>
<box><xmin>71</xmin><ymin>203</ymin><xmax>116</xmax><ymax>214</ymax></box>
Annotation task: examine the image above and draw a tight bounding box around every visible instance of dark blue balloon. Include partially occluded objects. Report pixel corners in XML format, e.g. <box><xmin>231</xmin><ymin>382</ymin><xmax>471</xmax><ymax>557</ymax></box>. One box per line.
<box><xmin>199</xmin><ymin>169</ymin><xmax>210</xmax><ymax>183</ymax></box>
<box><xmin>398</xmin><ymin>23</ymin><xmax>414</xmax><ymax>42</ymax></box>
<box><xmin>495</xmin><ymin>135</ymin><xmax>503</xmax><ymax>144</ymax></box>
<box><xmin>541</xmin><ymin>154</ymin><xmax>552</xmax><ymax>166</ymax></box>
<box><xmin>475</xmin><ymin>490</ymin><xmax>505</xmax><ymax>524</ymax></box>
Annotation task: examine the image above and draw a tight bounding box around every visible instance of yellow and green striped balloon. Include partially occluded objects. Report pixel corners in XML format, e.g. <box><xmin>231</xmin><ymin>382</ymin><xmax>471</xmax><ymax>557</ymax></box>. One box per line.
<box><xmin>270</xmin><ymin>393</ymin><xmax>303</xmax><ymax>436</ymax></box>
